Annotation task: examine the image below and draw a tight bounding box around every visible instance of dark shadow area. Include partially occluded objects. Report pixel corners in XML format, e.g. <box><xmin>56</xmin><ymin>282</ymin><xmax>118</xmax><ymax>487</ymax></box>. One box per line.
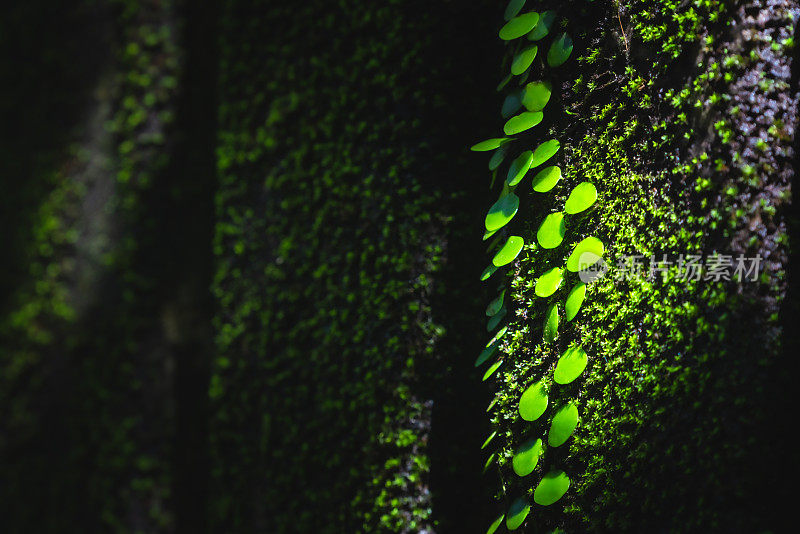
<box><xmin>418</xmin><ymin>2</ymin><xmax>503</xmax><ymax>531</ymax></box>
<box><xmin>0</xmin><ymin>1</ymin><xmax>110</xmax><ymax>307</ymax></box>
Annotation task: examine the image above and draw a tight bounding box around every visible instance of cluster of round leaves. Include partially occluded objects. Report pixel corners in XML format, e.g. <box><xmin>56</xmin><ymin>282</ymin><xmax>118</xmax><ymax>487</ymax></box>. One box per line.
<box><xmin>470</xmin><ymin>2</ymin><xmax>606</xmax><ymax>531</ymax></box>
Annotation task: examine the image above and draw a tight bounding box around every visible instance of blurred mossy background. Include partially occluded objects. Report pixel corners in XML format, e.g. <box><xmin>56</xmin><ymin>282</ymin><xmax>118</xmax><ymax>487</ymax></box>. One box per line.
<box><xmin>0</xmin><ymin>0</ymin><xmax>797</xmax><ymax>533</ymax></box>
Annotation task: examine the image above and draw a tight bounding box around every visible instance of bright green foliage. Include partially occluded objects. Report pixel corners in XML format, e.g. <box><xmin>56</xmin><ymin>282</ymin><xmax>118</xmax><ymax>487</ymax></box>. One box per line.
<box><xmin>499</xmin><ymin>12</ymin><xmax>540</xmax><ymax>41</ymax></box>
<box><xmin>536</xmin><ymin>212</ymin><xmax>566</xmax><ymax>248</ymax></box>
<box><xmin>504</xmin><ymin>111</ymin><xmax>544</xmax><ymax>135</ymax></box>
<box><xmin>531</xmin><ymin>165</ymin><xmax>562</xmax><ymax>192</ymax></box>
<box><xmin>512</xmin><ymin>438</ymin><xmax>543</xmax><ymax>476</ymax></box>
<box><xmin>564</xmin><ymin>282</ymin><xmax>587</xmax><ymax>321</ymax></box>
<box><xmin>518</xmin><ymin>381</ymin><xmax>548</xmax><ymax>421</ymax></box>
<box><xmin>507</xmin><ymin>151</ymin><xmax>534</xmax><ymax>186</ymax></box>
<box><xmin>483</xmin><ymin>359</ymin><xmax>504</xmax><ymax>381</ymax></box>
<box><xmin>565</xmin><ymin>182</ymin><xmax>598</xmax><ymax>214</ymax></box>
<box><xmin>543</xmin><ymin>303</ymin><xmax>559</xmax><ymax>342</ymax></box>
<box><xmin>487</xmin><ymin>513</ymin><xmax>505</xmax><ymax>534</ymax></box>
<box><xmin>486</xmin><ymin>193</ymin><xmax>520</xmax><ymax>231</ymax></box>
<box><xmin>506</xmin><ymin>497</ymin><xmax>531</xmax><ymax>530</ymax></box>
<box><xmin>473</xmin><ymin>137</ymin><xmax>512</xmax><ymax>151</ymax></box>
<box><xmin>554</xmin><ymin>346</ymin><xmax>588</xmax><ymax>384</ymax></box>
<box><xmin>531</xmin><ymin>139</ymin><xmax>560</xmax><ymax>167</ymax></box>
<box><xmin>511</xmin><ymin>45</ymin><xmax>538</xmax><ymax>75</ymax></box>
<box><xmin>534</xmin><ymin>267</ymin><xmax>564</xmax><ymax>297</ymax></box>
<box><xmin>492</xmin><ymin>236</ymin><xmax>525</xmax><ymax>266</ymax></box>
<box><xmin>533</xmin><ymin>471</ymin><xmax>570</xmax><ymax>506</ymax></box>
<box><xmin>521</xmin><ymin>81</ymin><xmax>552</xmax><ymax>111</ymax></box>
<box><xmin>548</xmin><ymin>403</ymin><xmax>579</xmax><ymax>447</ymax></box>
<box><xmin>566</xmin><ymin>236</ymin><xmax>605</xmax><ymax>272</ymax></box>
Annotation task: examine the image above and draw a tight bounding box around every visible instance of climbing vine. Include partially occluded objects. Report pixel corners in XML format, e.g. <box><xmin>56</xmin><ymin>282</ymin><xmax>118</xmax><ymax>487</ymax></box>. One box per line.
<box><xmin>471</xmin><ymin>2</ymin><xmax>603</xmax><ymax>531</ymax></box>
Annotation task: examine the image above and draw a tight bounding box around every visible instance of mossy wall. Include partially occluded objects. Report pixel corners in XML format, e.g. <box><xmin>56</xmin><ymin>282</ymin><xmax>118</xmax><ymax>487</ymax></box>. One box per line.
<box><xmin>481</xmin><ymin>0</ymin><xmax>797</xmax><ymax>531</ymax></box>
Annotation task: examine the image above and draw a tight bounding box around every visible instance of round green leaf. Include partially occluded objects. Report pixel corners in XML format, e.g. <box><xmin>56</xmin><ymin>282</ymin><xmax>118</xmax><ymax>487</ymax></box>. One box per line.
<box><xmin>511</xmin><ymin>45</ymin><xmax>538</xmax><ymax>75</ymax></box>
<box><xmin>480</xmin><ymin>264</ymin><xmax>498</xmax><ymax>281</ymax></box>
<box><xmin>566</xmin><ymin>236</ymin><xmax>605</xmax><ymax>272</ymax></box>
<box><xmin>531</xmin><ymin>139</ymin><xmax>560</xmax><ymax>167</ymax></box>
<box><xmin>504</xmin><ymin>0</ymin><xmax>526</xmax><ymax>20</ymax></box>
<box><xmin>548</xmin><ymin>402</ymin><xmax>579</xmax><ymax>447</ymax></box>
<box><xmin>565</xmin><ymin>282</ymin><xmax>586</xmax><ymax>320</ymax></box>
<box><xmin>472</xmin><ymin>137</ymin><xmax>511</xmax><ymax>151</ymax></box>
<box><xmin>483</xmin><ymin>359</ymin><xmax>504</xmax><ymax>381</ymax></box>
<box><xmin>499</xmin><ymin>12</ymin><xmax>540</xmax><ymax>41</ymax></box>
<box><xmin>530</xmin><ymin>165</ymin><xmax>561</xmax><ymax>192</ymax></box>
<box><xmin>487</xmin><ymin>513</ymin><xmax>505</xmax><ymax>534</ymax></box>
<box><xmin>506</xmin><ymin>150</ymin><xmax>533</xmax><ymax>186</ymax></box>
<box><xmin>486</xmin><ymin>290</ymin><xmax>506</xmax><ymax>316</ymax></box>
<box><xmin>475</xmin><ymin>343</ymin><xmax>498</xmax><ymax>367</ymax></box>
<box><xmin>492</xmin><ymin>236</ymin><xmax>524</xmax><ymax>267</ymax></box>
<box><xmin>519</xmin><ymin>381</ymin><xmax>548</xmax><ymax>421</ymax></box>
<box><xmin>506</xmin><ymin>497</ymin><xmax>531</xmax><ymax>530</ymax></box>
<box><xmin>543</xmin><ymin>303</ymin><xmax>559</xmax><ymax>343</ymax></box>
<box><xmin>512</xmin><ymin>437</ymin><xmax>543</xmax><ymax>477</ymax></box>
<box><xmin>481</xmin><ymin>430</ymin><xmax>497</xmax><ymax>450</ymax></box>
<box><xmin>527</xmin><ymin>10</ymin><xmax>556</xmax><ymax>41</ymax></box>
<box><xmin>534</xmin><ymin>267</ymin><xmax>563</xmax><ymax>297</ymax></box>
<box><xmin>533</xmin><ymin>470</ymin><xmax>571</xmax><ymax>505</ymax></box>
<box><xmin>521</xmin><ymin>80</ymin><xmax>551</xmax><ymax>111</ymax></box>
<box><xmin>485</xmin><ymin>193</ymin><xmax>520</xmax><ymax>231</ymax></box>
<box><xmin>503</xmin><ymin>111</ymin><xmax>543</xmax><ymax>135</ymax></box>
<box><xmin>554</xmin><ymin>346</ymin><xmax>588</xmax><ymax>384</ymax></box>
<box><xmin>501</xmin><ymin>91</ymin><xmax>523</xmax><ymax>119</ymax></box>
<box><xmin>487</xmin><ymin>307</ymin><xmax>507</xmax><ymax>331</ymax></box>
<box><xmin>536</xmin><ymin>212</ymin><xmax>566</xmax><ymax>249</ymax></box>
<box><xmin>547</xmin><ymin>33</ymin><xmax>573</xmax><ymax>67</ymax></box>
<box><xmin>564</xmin><ymin>182</ymin><xmax>598</xmax><ymax>214</ymax></box>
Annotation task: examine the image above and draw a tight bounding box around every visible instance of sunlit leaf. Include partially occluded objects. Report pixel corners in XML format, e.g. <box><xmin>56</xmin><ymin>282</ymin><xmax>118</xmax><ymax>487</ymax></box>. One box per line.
<box><xmin>503</xmin><ymin>111</ymin><xmax>543</xmax><ymax>135</ymax></box>
<box><xmin>548</xmin><ymin>402</ymin><xmax>579</xmax><ymax>447</ymax></box>
<box><xmin>472</xmin><ymin>137</ymin><xmax>512</xmax><ymax>151</ymax></box>
<box><xmin>481</xmin><ymin>430</ymin><xmax>497</xmax><ymax>449</ymax></box>
<box><xmin>506</xmin><ymin>497</ymin><xmax>531</xmax><ymax>530</ymax></box>
<box><xmin>512</xmin><ymin>437</ymin><xmax>543</xmax><ymax>477</ymax></box>
<box><xmin>553</xmin><ymin>346</ymin><xmax>588</xmax><ymax>384</ymax></box>
<box><xmin>487</xmin><ymin>325</ymin><xmax>508</xmax><ymax>347</ymax></box>
<box><xmin>536</xmin><ymin>212</ymin><xmax>565</xmax><ymax>249</ymax></box>
<box><xmin>499</xmin><ymin>12</ymin><xmax>540</xmax><ymax>41</ymax></box>
<box><xmin>530</xmin><ymin>165</ymin><xmax>561</xmax><ymax>192</ymax></box>
<box><xmin>485</xmin><ymin>193</ymin><xmax>520</xmax><ymax>231</ymax></box>
<box><xmin>547</xmin><ymin>33</ymin><xmax>573</xmax><ymax>67</ymax></box>
<box><xmin>506</xmin><ymin>150</ymin><xmax>533</xmax><ymax>186</ymax></box>
<box><xmin>511</xmin><ymin>45</ymin><xmax>538</xmax><ymax>75</ymax></box>
<box><xmin>519</xmin><ymin>380</ymin><xmax>548</xmax><ymax>421</ymax></box>
<box><xmin>483</xmin><ymin>359</ymin><xmax>504</xmax><ymax>381</ymax></box>
<box><xmin>543</xmin><ymin>303</ymin><xmax>559</xmax><ymax>343</ymax></box>
<box><xmin>534</xmin><ymin>267</ymin><xmax>563</xmax><ymax>297</ymax></box>
<box><xmin>565</xmin><ymin>282</ymin><xmax>586</xmax><ymax>320</ymax></box>
<box><xmin>531</xmin><ymin>139</ymin><xmax>560</xmax><ymax>167</ymax></box>
<box><xmin>521</xmin><ymin>80</ymin><xmax>551</xmax><ymax>111</ymax></box>
<box><xmin>533</xmin><ymin>470</ymin><xmax>570</xmax><ymax>505</ymax></box>
<box><xmin>527</xmin><ymin>10</ymin><xmax>556</xmax><ymax>41</ymax></box>
<box><xmin>504</xmin><ymin>0</ymin><xmax>526</xmax><ymax>20</ymax></box>
<box><xmin>487</xmin><ymin>512</ymin><xmax>505</xmax><ymax>534</ymax></box>
<box><xmin>566</xmin><ymin>236</ymin><xmax>604</xmax><ymax>272</ymax></box>
<box><xmin>483</xmin><ymin>227</ymin><xmax>499</xmax><ymax>241</ymax></box>
<box><xmin>564</xmin><ymin>182</ymin><xmax>597</xmax><ymax>214</ymax></box>
<box><xmin>492</xmin><ymin>235</ymin><xmax>524</xmax><ymax>267</ymax></box>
